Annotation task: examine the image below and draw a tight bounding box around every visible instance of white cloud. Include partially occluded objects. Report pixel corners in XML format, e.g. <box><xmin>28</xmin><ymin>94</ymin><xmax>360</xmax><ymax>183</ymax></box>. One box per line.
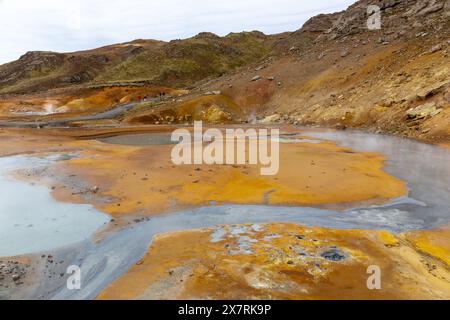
<box><xmin>0</xmin><ymin>0</ymin><xmax>355</xmax><ymax>64</ymax></box>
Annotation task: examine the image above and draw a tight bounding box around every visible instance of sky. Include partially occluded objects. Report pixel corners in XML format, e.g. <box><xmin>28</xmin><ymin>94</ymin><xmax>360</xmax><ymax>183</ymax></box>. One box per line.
<box><xmin>0</xmin><ymin>0</ymin><xmax>356</xmax><ymax>64</ymax></box>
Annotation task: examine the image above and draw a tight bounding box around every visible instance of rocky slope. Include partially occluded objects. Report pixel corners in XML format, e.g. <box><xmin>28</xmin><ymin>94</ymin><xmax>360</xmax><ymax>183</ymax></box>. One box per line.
<box><xmin>0</xmin><ymin>0</ymin><xmax>449</xmax><ymax>142</ymax></box>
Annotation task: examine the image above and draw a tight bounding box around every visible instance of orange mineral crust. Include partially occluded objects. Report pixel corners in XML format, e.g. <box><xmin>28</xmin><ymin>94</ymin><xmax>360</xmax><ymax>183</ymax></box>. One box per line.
<box><xmin>50</xmin><ymin>137</ymin><xmax>405</xmax><ymax>217</ymax></box>
<box><xmin>97</xmin><ymin>223</ymin><xmax>450</xmax><ymax>300</ymax></box>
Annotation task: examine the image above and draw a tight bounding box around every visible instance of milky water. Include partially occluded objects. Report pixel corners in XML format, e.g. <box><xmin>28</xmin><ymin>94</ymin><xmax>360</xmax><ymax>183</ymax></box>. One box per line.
<box><xmin>301</xmin><ymin>129</ymin><xmax>450</xmax><ymax>229</ymax></box>
<box><xmin>1</xmin><ymin>129</ymin><xmax>450</xmax><ymax>298</ymax></box>
<box><xmin>0</xmin><ymin>156</ymin><xmax>110</xmax><ymax>257</ymax></box>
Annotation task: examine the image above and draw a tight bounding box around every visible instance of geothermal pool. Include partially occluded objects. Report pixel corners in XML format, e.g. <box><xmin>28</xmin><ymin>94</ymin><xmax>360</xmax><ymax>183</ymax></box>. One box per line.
<box><xmin>0</xmin><ymin>156</ymin><xmax>109</xmax><ymax>257</ymax></box>
<box><xmin>1</xmin><ymin>129</ymin><xmax>450</xmax><ymax>298</ymax></box>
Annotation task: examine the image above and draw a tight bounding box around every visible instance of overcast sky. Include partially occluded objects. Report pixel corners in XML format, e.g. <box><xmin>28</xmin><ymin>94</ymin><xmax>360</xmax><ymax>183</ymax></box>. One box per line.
<box><xmin>0</xmin><ymin>0</ymin><xmax>356</xmax><ymax>64</ymax></box>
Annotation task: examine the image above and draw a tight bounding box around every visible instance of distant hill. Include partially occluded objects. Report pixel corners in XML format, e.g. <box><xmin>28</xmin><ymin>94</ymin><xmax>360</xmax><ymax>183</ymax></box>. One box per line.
<box><xmin>0</xmin><ymin>0</ymin><xmax>449</xmax><ymax>143</ymax></box>
<box><xmin>0</xmin><ymin>31</ymin><xmax>278</xmax><ymax>94</ymax></box>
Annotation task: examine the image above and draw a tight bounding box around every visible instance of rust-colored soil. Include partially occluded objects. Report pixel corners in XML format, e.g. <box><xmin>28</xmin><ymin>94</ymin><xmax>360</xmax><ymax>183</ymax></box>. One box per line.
<box><xmin>97</xmin><ymin>223</ymin><xmax>450</xmax><ymax>300</ymax></box>
<box><xmin>0</xmin><ymin>127</ymin><xmax>405</xmax><ymax>218</ymax></box>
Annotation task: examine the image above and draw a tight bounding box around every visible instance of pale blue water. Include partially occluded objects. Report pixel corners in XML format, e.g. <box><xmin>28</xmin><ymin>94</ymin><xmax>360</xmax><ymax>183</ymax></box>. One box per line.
<box><xmin>0</xmin><ymin>156</ymin><xmax>110</xmax><ymax>257</ymax></box>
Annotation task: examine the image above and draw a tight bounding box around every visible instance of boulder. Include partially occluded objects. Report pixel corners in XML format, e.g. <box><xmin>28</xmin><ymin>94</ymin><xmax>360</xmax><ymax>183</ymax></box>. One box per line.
<box><xmin>406</xmin><ymin>102</ymin><xmax>442</xmax><ymax>119</ymax></box>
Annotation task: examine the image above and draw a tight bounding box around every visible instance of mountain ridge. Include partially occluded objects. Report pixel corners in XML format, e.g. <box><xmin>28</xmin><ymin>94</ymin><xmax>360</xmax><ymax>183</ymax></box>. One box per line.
<box><xmin>0</xmin><ymin>0</ymin><xmax>449</xmax><ymax>143</ymax></box>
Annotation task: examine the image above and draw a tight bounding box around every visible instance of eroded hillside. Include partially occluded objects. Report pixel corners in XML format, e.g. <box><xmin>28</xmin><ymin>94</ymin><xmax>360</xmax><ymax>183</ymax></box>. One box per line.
<box><xmin>0</xmin><ymin>0</ymin><xmax>449</xmax><ymax>143</ymax></box>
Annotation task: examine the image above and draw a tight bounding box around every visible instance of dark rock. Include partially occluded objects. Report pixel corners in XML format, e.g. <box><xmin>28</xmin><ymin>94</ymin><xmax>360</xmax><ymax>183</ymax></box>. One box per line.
<box><xmin>321</xmin><ymin>248</ymin><xmax>346</xmax><ymax>261</ymax></box>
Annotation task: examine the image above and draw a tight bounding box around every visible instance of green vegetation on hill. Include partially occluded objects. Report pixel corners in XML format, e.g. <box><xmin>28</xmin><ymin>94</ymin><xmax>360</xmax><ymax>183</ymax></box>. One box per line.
<box><xmin>94</xmin><ymin>32</ymin><xmax>271</xmax><ymax>87</ymax></box>
<box><xmin>0</xmin><ymin>31</ymin><xmax>273</xmax><ymax>94</ymax></box>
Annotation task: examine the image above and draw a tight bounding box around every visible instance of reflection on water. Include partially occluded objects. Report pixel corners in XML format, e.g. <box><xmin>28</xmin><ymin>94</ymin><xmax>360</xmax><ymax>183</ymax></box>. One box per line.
<box><xmin>99</xmin><ymin>132</ymin><xmax>322</xmax><ymax>146</ymax></box>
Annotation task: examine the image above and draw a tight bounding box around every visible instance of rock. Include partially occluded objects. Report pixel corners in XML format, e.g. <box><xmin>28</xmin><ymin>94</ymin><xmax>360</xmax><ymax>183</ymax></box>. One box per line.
<box><xmin>321</xmin><ymin>248</ymin><xmax>346</xmax><ymax>261</ymax></box>
<box><xmin>255</xmin><ymin>66</ymin><xmax>265</xmax><ymax>71</ymax></box>
<box><xmin>406</xmin><ymin>103</ymin><xmax>442</xmax><ymax>119</ymax></box>
<box><xmin>12</xmin><ymin>274</ymin><xmax>21</xmax><ymax>281</ymax></box>
<box><xmin>212</xmin><ymin>90</ymin><xmax>221</xmax><ymax>95</ymax></box>
<box><xmin>267</xmin><ymin>76</ymin><xmax>275</xmax><ymax>81</ymax></box>
<box><xmin>429</xmin><ymin>43</ymin><xmax>443</xmax><ymax>54</ymax></box>
<box><xmin>317</xmin><ymin>52</ymin><xmax>326</xmax><ymax>60</ymax></box>
<box><xmin>203</xmin><ymin>105</ymin><xmax>232</xmax><ymax>123</ymax></box>
<box><xmin>404</xmin><ymin>0</ymin><xmax>444</xmax><ymax>17</ymax></box>
<box><xmin>416</xmin><ymin>81</ymin><xmax>447</xmax><ymax>99</ymax></box>
<box><xmin>260</xmin><ymin>114</ymin><xmax>281</xmax><ymax>123</ymax></box>
<box><xmin>379</xmin><ymin>98</ymin><xmax>396</xmax><ymax>108</ymax></box>
<box><xmin>418</xmin><ymin>1</ymin><xmax>444</xmax><ymax>16</ymax></box>
<box><xmin>416</xmin><ymin>32</ymin><xmax>428</xmax><ymax>38</ymax></box>
<box><xmin>251</xmin><ymin>75</ymin><xmax>261</xmax><ymax>82</ymax></box>
<box><xmin>340</xmin><ymin>48</ymin><xmax>349</xmax><ymax>57</ymax></box>
<box><xmin>90</xmin><ymin>186</ymin><xmax>99</xmax><ymax>193</ymax></box>
<box><xmin>444</xmin><ymin>92</ymin><xmax>450</xmax><ymax>103</ymax></box>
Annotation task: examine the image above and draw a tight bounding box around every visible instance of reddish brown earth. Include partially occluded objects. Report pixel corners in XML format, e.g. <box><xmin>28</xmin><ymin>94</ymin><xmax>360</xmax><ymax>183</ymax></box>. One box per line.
<box><xmin>0</xmin><ymin>0</ymin><xmax>449</xmax><ymax>300</ymax></box>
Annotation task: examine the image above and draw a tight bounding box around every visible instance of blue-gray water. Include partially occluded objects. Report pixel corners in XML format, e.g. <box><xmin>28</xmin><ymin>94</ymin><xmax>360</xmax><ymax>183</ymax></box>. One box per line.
<box><xmin>1</xmin><ymin>129</ymin><xmax>450</xmax><ymax>299</ymax></box>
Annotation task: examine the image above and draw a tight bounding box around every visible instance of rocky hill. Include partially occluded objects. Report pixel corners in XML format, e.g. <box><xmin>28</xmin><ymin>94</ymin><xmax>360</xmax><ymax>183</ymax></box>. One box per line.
<box><xmin>0</xmin><ymin>0</ymin><xmax>449</xmax><ymax>142</ymax></box>
<box><xmin>0</xmin><ymin>32</ymin><xmax>275</xmax><ymax>94</ymax></box>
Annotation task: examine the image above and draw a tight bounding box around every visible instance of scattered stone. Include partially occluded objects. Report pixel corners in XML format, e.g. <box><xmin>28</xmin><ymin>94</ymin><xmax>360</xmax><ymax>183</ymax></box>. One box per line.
<box><xmin>428</xmin><ymin>43</ymin><xmax>443</xmax><ymax>54</ymax></box>
<box><xmin>406</xmin><ymin>103</ymin><xmax>442</xmax><ymax>119</ymax></box>
<box><xmin>12</xmin><ymin>274</ymin><xmax>21</xmax><ymax>281</ymax></box>
<box><xmin>340</xmin><ymin>48</ymin><xmax>350</xmax><ymax>57</ymax></box>
<box><xmin>251</xmin><ymin>75</ymin><xmax>261</xmax><ymax>81</ymax></box>
<box><xmin>416</xmin><ymin>81</ymin><xmax>447</xmax><ymax>99</ymax></box>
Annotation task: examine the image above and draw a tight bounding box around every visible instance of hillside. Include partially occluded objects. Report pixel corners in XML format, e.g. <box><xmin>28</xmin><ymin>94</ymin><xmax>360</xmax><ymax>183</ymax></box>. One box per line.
<box><xmin>0</xmin><ymin>32</ymin><xmax>275</xmax><ymax>94</ymax></box>
<box><xmin>0</xmin><ymin>0</ymin><xmax>449</xmax><ymax>142</ymax></box>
